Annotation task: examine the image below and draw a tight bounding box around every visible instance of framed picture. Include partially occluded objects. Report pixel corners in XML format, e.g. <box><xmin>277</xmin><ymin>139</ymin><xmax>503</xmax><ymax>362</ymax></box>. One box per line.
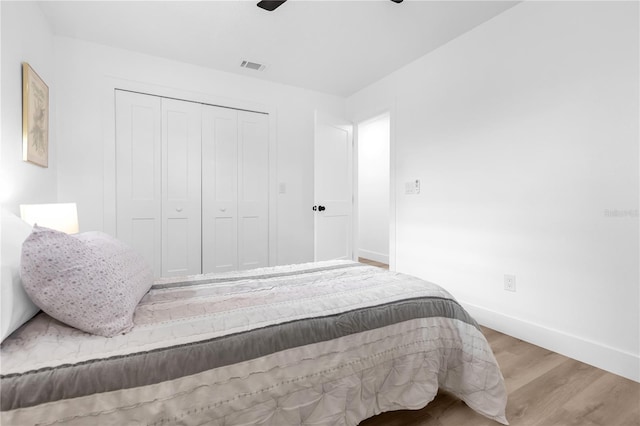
<box><xmin>22</xmin><ymin>62</ymin><xmax>49</xmax><ymax>167</ymax></box>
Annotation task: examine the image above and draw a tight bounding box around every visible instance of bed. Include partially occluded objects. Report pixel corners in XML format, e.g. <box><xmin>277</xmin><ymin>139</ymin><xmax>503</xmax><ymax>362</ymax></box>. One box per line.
<box><xmin>1</xmin><ymin>212</ymin><xmax>507</xmax><ymax>426</ymax></box>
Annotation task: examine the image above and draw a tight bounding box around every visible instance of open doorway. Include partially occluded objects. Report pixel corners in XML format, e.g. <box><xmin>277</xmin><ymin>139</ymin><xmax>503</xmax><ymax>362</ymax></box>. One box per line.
<box><xmin>356</xmin><ymin>113</ymin><xmax>390</xmax><ymax>270</ymax></box>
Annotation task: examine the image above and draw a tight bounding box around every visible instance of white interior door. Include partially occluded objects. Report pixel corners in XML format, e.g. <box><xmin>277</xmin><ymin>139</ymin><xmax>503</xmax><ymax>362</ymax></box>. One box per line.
<box><xmin>314</xmin><ymin>110</ymin><xmax>354</xmax><ymax>261</ymax></box>
<box><xmin>238</xmin><ymin>111</ymin><xmax>269</xmax><ymax>270</ymax></box>
<box><xmin>161</xmin><ymin>98</ymin><xmax>202</xmax><ymax>277</ymax></box>
<box><xmin>115</xmin><ymin>90</ymin><xmax>162</xmax><ymax>277</ymax></box>
<box><xmin>202</xmin><ymin>105</ymin><xmax>239</xmax><ymax>273</ymax></box>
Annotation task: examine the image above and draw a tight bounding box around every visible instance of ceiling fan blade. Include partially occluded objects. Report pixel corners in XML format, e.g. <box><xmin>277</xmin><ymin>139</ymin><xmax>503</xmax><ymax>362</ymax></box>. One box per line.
<box><xmin>257</xmin><ymin>0</ymin><xmax>399</xmax><ymax>12</ymax></box>
<box><xmin>257</xmin><ymin>0</ymin><xmax>287</xmax><ymax>11</ymax></box>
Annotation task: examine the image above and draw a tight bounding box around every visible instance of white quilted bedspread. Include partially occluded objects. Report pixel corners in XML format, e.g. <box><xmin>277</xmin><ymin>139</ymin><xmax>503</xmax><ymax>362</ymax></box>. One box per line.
<box><xmin>1</xmin><ymin>261</ymin><xmax>508</xmax><ymax>425</ymax></box>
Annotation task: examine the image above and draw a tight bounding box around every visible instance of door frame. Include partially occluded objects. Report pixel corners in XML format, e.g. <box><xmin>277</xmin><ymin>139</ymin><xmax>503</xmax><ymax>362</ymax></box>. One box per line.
<box><xmin>352</xmin><ymin>104</ymin><xmax>397</xmax><ymax>271</ymax></box>
<box><xmin>103</xmin><ymin>77</ymin><xmax>278</xmax><ymax>268</ymax></box>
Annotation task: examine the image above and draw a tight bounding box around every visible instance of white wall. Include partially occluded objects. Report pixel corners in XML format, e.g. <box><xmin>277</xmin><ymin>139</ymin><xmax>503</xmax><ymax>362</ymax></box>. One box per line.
<box><xmin>1</xmin><ymin>1</ymin><xmax>57</xmax><ymax>213</ymax></box>
<box><xmin>53</xmin><ymin>36</ymin><xmax>345</xmax><ymax>266</ymax></box>
<box><xmin>357</xmin><ymin>114</ymin><xmax>390</xmax><ymax>263</ymax></box>
<box><xmin>347</xmin><ymin>1</ymin><xmax>639</xmax><ymax>381</ymax></box>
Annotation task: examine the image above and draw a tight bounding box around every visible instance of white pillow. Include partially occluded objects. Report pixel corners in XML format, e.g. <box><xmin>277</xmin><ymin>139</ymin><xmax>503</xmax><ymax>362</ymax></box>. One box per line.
<box><xmin>20</xmin><ymin>226</ymin><xmax>153</xmax><ymax>337</ymax></box>
<box><xmin>1</xmin><ymin>209</ymin><xmax>40</xmax><ymax>342</ymax></box>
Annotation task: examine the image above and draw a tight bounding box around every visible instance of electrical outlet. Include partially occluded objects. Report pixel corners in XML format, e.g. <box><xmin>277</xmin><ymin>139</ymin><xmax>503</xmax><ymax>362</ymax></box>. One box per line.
<box><xmin>504</xmin><ymin>274</ymin><xmax>516</xmax><ymax>292</ymax></box>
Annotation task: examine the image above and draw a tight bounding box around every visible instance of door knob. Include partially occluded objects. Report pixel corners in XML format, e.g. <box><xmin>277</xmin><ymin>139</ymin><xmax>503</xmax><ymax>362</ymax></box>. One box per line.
<box><xmin>176</xmin><ymin>207</ymin><xmax>183</xmax><ymax>212</ymax></box>
<box><xmin>318</xmin><ymin>205</ymin><xmax>326</xmax><ymax>212</ymax></box>
<box><xmin>312</xmin><ymin>205</ymin><xmax>317</xmax><ymax>211</ymax></box>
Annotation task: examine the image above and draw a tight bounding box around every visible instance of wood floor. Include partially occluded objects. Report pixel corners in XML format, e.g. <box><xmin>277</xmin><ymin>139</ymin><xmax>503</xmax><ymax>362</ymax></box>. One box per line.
<box><xmin>358</xmin><ymin>258</ymin><xmax>389</xmax><ymax>269</ymax></box>
<box><xmin>357</xmin><ymin>259</ymin><xmax>640</xmax><ymax>426</ymax></box>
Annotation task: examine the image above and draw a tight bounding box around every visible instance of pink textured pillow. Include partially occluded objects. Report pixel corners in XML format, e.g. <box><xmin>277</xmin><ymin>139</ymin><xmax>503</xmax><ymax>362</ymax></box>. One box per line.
<box><xmin>20</xmin><ymin>226</ymin><xmax>153</xmax><ymax>337</ymax></box>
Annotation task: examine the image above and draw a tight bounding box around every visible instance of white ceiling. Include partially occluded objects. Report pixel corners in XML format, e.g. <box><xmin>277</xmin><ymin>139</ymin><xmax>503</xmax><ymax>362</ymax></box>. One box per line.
<box><xmin>38</xmin><ymin>0</ymin><xmax>518</xmax><ymax>97</ymax></box>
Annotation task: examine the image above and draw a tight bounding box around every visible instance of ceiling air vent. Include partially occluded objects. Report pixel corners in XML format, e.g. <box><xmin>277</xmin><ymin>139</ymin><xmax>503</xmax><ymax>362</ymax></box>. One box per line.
<box><xmin>240</xmin><ymin>60</ymin><xmax>266</xmax><ymax>72</ymax></box>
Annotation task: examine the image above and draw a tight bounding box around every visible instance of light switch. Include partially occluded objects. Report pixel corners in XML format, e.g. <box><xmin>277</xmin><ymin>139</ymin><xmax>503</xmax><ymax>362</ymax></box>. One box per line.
<box><xmin>405</xmin><ymin>179</ymin><xmax>420</xmax><ymax>195</ymax></box>
<box><xmin>279</xmin><ymin>182</ymin><xmax>287</xmax><ymax>194</ymax></box>
<box><xmin>405</xmin><ymin>182</ymin><xmax>415</xmax><ymax>194</ymax></box>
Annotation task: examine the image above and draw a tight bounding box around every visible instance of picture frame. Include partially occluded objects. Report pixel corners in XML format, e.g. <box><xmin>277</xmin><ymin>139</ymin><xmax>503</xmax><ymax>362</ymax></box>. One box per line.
<box><xmin>22</xmin><ymin>62</ymin><xmax>49</xmax><ymax>167</ymax></box>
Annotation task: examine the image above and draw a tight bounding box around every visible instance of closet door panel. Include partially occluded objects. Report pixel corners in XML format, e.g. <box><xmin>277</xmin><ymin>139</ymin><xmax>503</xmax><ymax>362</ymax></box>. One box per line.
<box><xmin>161</xmin><ymin>99</ymin><xmax>202</xmax><ymax>277</ymax></box>
<box><xmin>165</xmin><ymin>218</ymin><xmax>189</xmax><ymax>272</ymax></box>
<box><xmin>238</xmin><ymin>111</ymin><xmax>269</xmax><ymax>270</ymax></box>
<box><xmin>202</xmin><ymin>106</ymin><xmax>238</xmax><ymax>273</ymax></box>
<box><xmin>115</xmin><ymin>91</ymin><xmax>162</xmax><ymax>277</ymax></box>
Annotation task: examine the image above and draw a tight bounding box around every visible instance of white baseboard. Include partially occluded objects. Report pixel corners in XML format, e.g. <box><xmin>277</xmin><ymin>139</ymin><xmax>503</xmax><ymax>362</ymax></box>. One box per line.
<box><xmin>461</xmin><ymin>302</ymin><xmax>640</xmax><ymax>383</ymax></box>
<box><xmin>357</xmin><ymin>249</ymin><xmax>389</xmax><ymax>265</ymax></box>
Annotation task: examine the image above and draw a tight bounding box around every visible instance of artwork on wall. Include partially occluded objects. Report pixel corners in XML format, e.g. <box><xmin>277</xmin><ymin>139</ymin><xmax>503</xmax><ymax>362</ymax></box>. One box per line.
<box><xmin>22</xmin><ymin>62</ymin><xmax>49</xmax><ymax>167</ymax></box>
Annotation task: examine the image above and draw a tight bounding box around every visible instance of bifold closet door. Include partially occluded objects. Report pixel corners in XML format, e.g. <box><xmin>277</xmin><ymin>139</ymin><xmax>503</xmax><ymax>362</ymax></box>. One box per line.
<box><xmin>116</xmin><ymin>91</ymin><xmax>202</xmax><ymax>278</ymax></box>
<box><xmin>161</xmin><ymin>98</ymin><xmax>202</xmax><ymax>277</ymax></box>
<box><xmin>201</xmin><ymin>108</ymin><xmax>269</xmax><ymax>272</ymax></box>
<box><xmin>117</xmin><ymin>91</ymin><xmax>267</xmax><ymax>276</ymax></box>
<box><xmin>115</xmin><ymin>90</ymin><xmax>162</xmax><ymax>276</ymax></box>
<box><xmin>202</xmin><ymin>105</ymin><xmax>239</xmax><ymax>273</ymax></box>
<box><xmin>238</xmin><ymin>111</ymin><xmax>269</xmax><ymax>270</ymax></box>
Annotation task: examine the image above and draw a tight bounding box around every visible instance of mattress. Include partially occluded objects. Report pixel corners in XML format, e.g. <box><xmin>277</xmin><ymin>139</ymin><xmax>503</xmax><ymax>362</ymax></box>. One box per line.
<box><xmin>1</xmin><ymin>260</ymin><xmax>508</xmax><ymax>425</ymax></box>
